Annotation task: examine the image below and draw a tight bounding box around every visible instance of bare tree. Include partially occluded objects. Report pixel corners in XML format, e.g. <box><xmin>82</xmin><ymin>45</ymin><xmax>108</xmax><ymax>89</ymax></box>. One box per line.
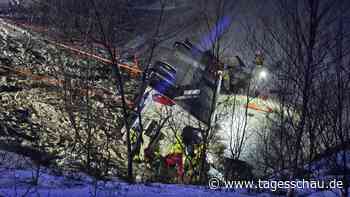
<box><xmin>26</xmin><ymin>0</ymin><xmax>175</xmax><ymax>182</ymax></box>
<box><xmin>243</xmin><ymin>0</ymin><xmax>350</xmax><ymax>196</ymax></box>
<box><xmin>190</xmin><ymin>0</ymin><xmax>239</xmax><ymax>184</ymax></box>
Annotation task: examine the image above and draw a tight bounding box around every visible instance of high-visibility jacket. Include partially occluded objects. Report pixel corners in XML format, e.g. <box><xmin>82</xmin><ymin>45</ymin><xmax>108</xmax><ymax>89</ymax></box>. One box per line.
<box><xmin>169</xmin><ymin>140</ymin><xmax>183</xmax><ymax>155</ymax></box>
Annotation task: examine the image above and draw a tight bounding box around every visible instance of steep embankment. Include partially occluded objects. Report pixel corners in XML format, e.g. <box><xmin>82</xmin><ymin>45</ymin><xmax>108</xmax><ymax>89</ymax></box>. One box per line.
<box><xmin>0</xmin><ymin>18</ymin><xmax>137</xmax><ymax>177</ymax></box>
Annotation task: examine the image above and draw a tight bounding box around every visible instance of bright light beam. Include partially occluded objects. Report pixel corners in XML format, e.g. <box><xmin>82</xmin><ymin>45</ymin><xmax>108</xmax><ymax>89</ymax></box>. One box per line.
<box><xmin>200</xmin><ymin>15</ymin><xmax>232</xmax><ymax>51</ymax></box>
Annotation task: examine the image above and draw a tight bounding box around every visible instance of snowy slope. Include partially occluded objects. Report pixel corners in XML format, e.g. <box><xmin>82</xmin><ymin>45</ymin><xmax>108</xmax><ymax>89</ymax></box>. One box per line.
<box><xmin>0</xmin><ymin>170</ymin><xmax>345</xmax><ymax>197</ymax></box>
<box><xmin>1</xmin><ymin>150</ymin><xmax>347</xmax><ymax>197</ymax></box>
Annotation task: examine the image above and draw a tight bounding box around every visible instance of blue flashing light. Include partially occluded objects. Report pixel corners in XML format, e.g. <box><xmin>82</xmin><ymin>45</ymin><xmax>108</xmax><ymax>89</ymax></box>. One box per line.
<box><xmin>200</xmin><ymin>15</ymin><xmax>231</xmax><ymax>51</ymax></box>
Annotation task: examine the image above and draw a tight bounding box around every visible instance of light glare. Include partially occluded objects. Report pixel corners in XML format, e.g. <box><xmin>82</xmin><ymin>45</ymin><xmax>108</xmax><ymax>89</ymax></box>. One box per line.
<box><xmin>259</xmin><ymin>70</ymin><xmax>268</xmax><ymax>79</ymax></box>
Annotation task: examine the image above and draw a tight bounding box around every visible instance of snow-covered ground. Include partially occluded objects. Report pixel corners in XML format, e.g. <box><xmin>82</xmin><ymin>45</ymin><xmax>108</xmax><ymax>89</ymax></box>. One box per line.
<box><xmin>0</xmin><ymin>151</ymin><xmax>262</xmax><ymax>197</ymax></box>
<box><xmin>1</xmin><ymin>150</ymin><xmax>344</xmax><ymax>197</ymax></box>
<box><xmin>0</xmin><ymin>167</ymin><xmax>345</xmax><ymax>197</ymax></box>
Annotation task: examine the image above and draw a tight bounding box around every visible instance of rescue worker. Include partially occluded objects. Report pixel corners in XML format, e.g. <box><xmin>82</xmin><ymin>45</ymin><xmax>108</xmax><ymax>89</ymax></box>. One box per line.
<box><xmin>129</xmin><ymin>124</ymin><xmax>143</xmax><ymax>162</ymax></box>
<box><xmin>164</xmin><ymin>138</ymin><xmax>184</xmax><ymax>182</ymax></box>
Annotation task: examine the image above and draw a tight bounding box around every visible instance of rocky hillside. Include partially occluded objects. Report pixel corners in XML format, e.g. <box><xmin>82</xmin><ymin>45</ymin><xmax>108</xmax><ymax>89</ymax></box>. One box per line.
<box><xmin>0</xmin><ymin>18</ymin><xmax>137</xmax><ymax>178</ymax></box>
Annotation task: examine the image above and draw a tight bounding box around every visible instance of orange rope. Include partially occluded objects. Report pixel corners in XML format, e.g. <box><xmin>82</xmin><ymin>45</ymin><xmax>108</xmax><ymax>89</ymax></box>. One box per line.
<box><xmin>49</xmin><ymin>41</ymin><xmax>143</xmax><ymax>75</ymax></box>
<box><xmin>4</xmin><ymin>19</ymin><xmax>142</xmax><ymax>76</ymax></box>
<box><xmin>0</xmin><ymin>20</ymin><xmax>138</xmax><ymax>107</ymax></box>
<box><xmin>246</xmin><ymin>103</ymin><xmax>272</xmax><ymax>113</ymax></box>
